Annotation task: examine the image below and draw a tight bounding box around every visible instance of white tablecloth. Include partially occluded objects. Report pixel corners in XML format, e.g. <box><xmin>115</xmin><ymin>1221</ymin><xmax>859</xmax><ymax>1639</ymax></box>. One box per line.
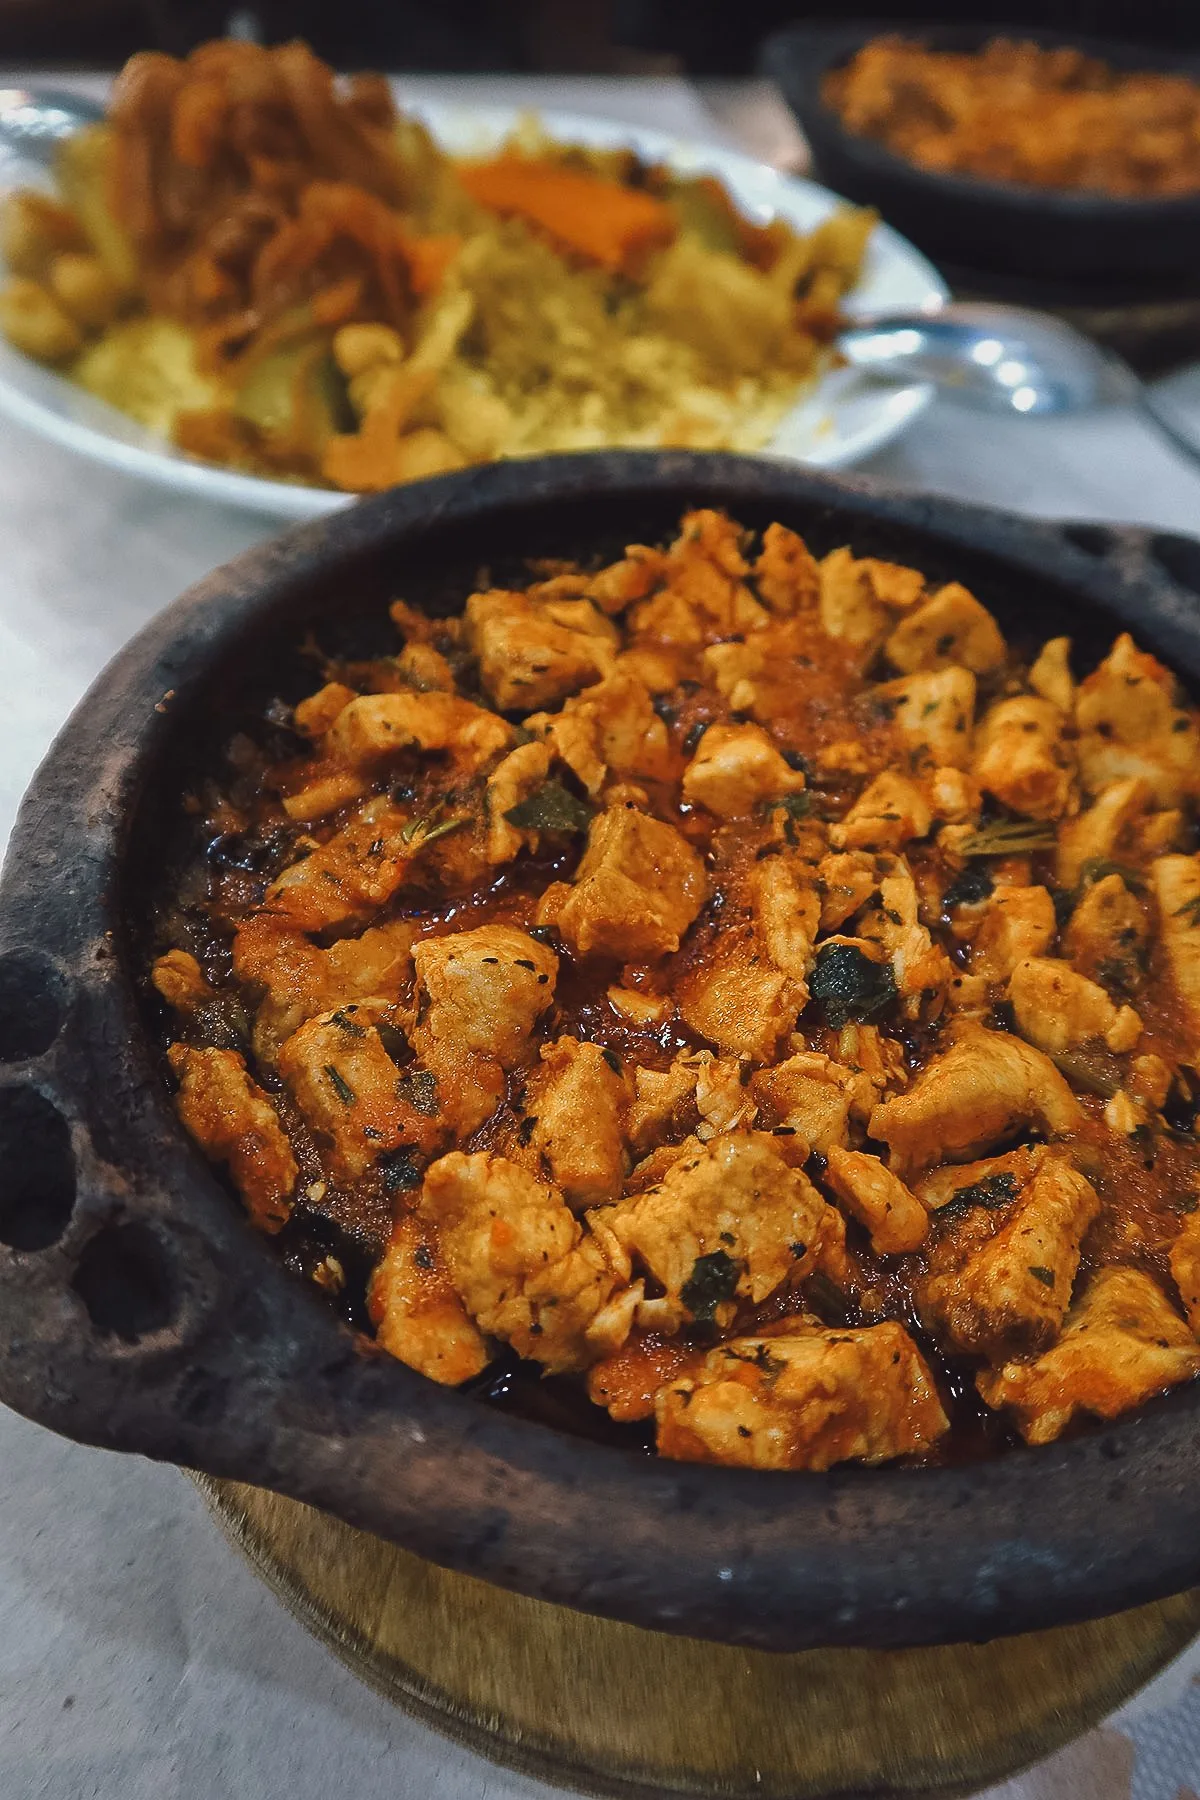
<box><xmin>2</xmin><ymin>73</ymin><xmax>1199</xmax><ymax>1800</ymax></box>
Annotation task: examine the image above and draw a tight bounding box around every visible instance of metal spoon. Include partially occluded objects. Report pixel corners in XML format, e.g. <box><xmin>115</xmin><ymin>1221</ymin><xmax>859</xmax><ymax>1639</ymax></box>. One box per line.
<box><xmin>0</xmin><ymin>86</ymin><xmax>105</xmax><ymax>168</ymax></box>
<box><xmin>839</xmin><ymin>299</ymin><xmax>1200</xmax><ymax>470</ymax></box>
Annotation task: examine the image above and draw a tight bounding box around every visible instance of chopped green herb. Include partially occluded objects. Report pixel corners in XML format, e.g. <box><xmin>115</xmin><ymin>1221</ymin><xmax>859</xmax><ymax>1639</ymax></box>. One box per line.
<box><xmin>601</xmin><ymin>1048</ymin><xmax>622</xmax><ymax>1076</ymax></box>
<box><xmin>961</xmin><ymin>819</ymin><xmax>1057</xmax><ymax>857</ymax></box>
<box><xmin>1174</xmin><ymin>894</ymin><xmax>1200</xmax><ymax>928</ymax></box>
<box><xmin>808</xmin><ymin>943</ymin><xmax>897</xmax><ymax>1028</ymax></box>
<box><xmin>1028</xmin><ymin>1265</ymin><xmax>1056</xmax><ymax>1288</ymax></box>
<box><xmin>681</xmin><ymin>1249</ymin><xmax>741</xmax><ymax>1324</ymax></box>
<box><xmin>763</xmin><ymin>791</ymin><xmax>810</xmax><ymax>819</ymax></box>
<box><xmin>682</xmin><ymin>721</ymin><xmax>708</xmax><ymax>755</ymax></box>
<box><xmin>761</xmin><ymin>789</ymin><xmax>811</xmax><ymax>844</ymax></box>
<box><xmin>378</xmin><ymin>1146</ymin><xmax>420</xmax><ymax>1191</ymax></box>
<box><xmin>942</xmin><ymin>866</ymin><xmax>994</xmax><ymax>909</ymax></box>
<box><xmin>949</xmin><ymin>1172</ymin><xmax>1017</xmax><ymax>1211</ymax></box>
<box><xmin>401</xmin><ymin>814</ymin><xmax>469</xmax><ymax>849</ymax></box>
<box><xmin>1096</xmin><ymin>956</ymin><xmax>1139</xmax><ymax>1001</ymax></box>
<box><xmin>505</xmin><ymin>779</ymin><xmax>594</xmax><ymax>834</ymax></box>
<box><xmin>399</xmin><ymin>1069</ymin><xmax>439</xmax><ymax>1115</ymax></box>
<box><xmin>517</xmin><ymin>1115</ymin><xmax>538</xmax><ymax>1146</ymax></box>
<box><xmin>413</xmin><ymin>1243</ymin><xmax>435</xmax><ymax>1269</ymax></box>
<box><xmin>323</xmin><ymin>1064</ymin><xmax>356</xmax><ymax>1105</ymax></box>
<box><xmin>330</xmin><ymin>1009</ymin><xmax>366</xmax><ymax>1037</ymax></box>
<box><xmin>1078</xmin><ymin>858</ymin><xmax>1146</xmax><ymax>894</ymax></box>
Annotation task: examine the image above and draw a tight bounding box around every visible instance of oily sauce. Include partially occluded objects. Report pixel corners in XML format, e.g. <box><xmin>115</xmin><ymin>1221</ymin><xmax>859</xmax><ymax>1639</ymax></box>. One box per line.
<box><xmin>145</xmin><ymin>519</ymin><xmax>1200</xmax><ymax>1467</ymax></box>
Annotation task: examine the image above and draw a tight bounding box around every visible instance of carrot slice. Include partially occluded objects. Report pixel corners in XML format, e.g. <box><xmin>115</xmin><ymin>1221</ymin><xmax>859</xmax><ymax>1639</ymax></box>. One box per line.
<box><xmin>458</xmin><ymin>156</ymin><xmax>676</xmax><ymax>273</ymax></box>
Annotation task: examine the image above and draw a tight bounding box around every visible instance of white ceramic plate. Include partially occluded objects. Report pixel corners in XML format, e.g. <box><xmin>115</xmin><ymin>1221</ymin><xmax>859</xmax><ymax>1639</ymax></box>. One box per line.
<box><xmin>0</xmin><ymin>104</ymin><xmax>947</xmax><ymax>519</ymax></box>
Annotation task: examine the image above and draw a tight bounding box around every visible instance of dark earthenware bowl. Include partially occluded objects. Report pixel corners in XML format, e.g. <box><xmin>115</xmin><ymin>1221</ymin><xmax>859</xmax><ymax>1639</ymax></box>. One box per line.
<box><xmin>2</xmin><ymin>451</ymin><xmax>1200</xmax><ymax>1655</ymax></box>
<box><xmin>762</xmin><ymin>22</ymin><xmax>1200</xmax><ymax>282</ymax></box>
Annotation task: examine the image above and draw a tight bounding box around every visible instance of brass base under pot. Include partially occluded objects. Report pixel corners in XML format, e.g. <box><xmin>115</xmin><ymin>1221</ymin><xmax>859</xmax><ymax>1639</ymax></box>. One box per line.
<box><xmin>194</xmin><ymin>1474</ymin><xmax>1200</xmax><ymax>1800</ymax></box>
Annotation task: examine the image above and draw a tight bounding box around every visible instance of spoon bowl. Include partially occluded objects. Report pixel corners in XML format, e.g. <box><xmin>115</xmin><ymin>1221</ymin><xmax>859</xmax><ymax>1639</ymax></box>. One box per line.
<box><xmin>839</xmin><ymin>298</ymin><xmax>1200</xmax><ymax>466</ymax></box>
<box><xmin>839</xmin><ymin>302</ymin><xmax>1141</xmax><ymax>416</ymax></box>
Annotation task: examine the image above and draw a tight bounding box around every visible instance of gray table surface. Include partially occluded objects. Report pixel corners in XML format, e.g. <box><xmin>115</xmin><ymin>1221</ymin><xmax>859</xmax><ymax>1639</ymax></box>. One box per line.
<box><xmin>2</xmin><ymin>71</ymin><xmax>1200</xmax><ymax>1800</ymax></box>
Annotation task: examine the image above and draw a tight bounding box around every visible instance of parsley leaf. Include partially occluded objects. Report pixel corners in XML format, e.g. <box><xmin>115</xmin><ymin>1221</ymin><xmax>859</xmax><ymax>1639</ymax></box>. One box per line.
<box><xmin>808</xmin><ymin>943</ymin><xmax>897</xmax><ymax>1028</ymax></box>
<box><xmin>505</xmin><ymin>780</ymin><xmax>594</xmax><ymax>834</ymax></box>
<box><xmin>398</xmin><ymin>1068</ymin><xmax>439</xmax><ymax>1116</ymax></box>
<box><xmin>378</xmin><ymin>1147</ymin><xmax>421</xmax><ymax>1191</ymax></box>
<box><xmin>762</xmin><ymin>790</ymin><xmax>811</xmax><ymax>844</ymax></box>
<box><xmin>942</xmin><ymin>866</ymin><xmax>994</xmax><ymax>909</ymax></box>
<box><xmin>681</xmin><ymin>1249</ymin><xmax>741</xmax><ymax>1324</ymax></box>
<box><xmin>330</xmin><ymin>1009</ymin><xmax>366</xmax><ymax>1037</ymax></box>
<box><xmin>948</xmin><ymin>1172</ymin><xmax>1017</xmax><ymax>1211</ymax></box>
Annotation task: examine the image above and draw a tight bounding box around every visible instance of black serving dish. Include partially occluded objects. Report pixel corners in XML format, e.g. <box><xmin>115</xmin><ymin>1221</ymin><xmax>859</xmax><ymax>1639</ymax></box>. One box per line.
<box><xmin>2</xmin><ymin>451</ymin><xmax>1200</xmax><ymax>1654</ymax></box>
<box><xmin>763</xmin><ymin>21</ymin><xmax>1200</xmax><ymax>284</ymax></box>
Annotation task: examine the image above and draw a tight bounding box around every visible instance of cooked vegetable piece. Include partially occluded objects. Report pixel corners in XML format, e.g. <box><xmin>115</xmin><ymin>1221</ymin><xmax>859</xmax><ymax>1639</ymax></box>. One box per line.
<box><xmin>458</xmin><ymin>156</ymin><xmax>677</xmax><ymax>272</ymax></box>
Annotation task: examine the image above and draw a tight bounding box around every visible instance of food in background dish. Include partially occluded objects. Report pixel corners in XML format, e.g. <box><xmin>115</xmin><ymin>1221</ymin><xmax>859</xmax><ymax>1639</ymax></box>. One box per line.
<box><xmin>824</xmin><ymin>36</ymin><xmax>1200</xmax><ymax>198</ymax></box>
<box><xmin>149</xmin><ymin>508</ymin><xmax>1200</xmax><ymax>1469</ymax></box>
<box><xmin>0</xmin><ymin>40</ymin><xmax>874</xmax><ymax>492</ymax></box>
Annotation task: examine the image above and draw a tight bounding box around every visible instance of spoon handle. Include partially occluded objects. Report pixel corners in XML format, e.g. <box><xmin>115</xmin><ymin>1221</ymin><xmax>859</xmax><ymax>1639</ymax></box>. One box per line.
<box><xmin>1136</xmin><ymin>389</ymin><xmax>1200</xmax><ymax>476</ymax></box>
